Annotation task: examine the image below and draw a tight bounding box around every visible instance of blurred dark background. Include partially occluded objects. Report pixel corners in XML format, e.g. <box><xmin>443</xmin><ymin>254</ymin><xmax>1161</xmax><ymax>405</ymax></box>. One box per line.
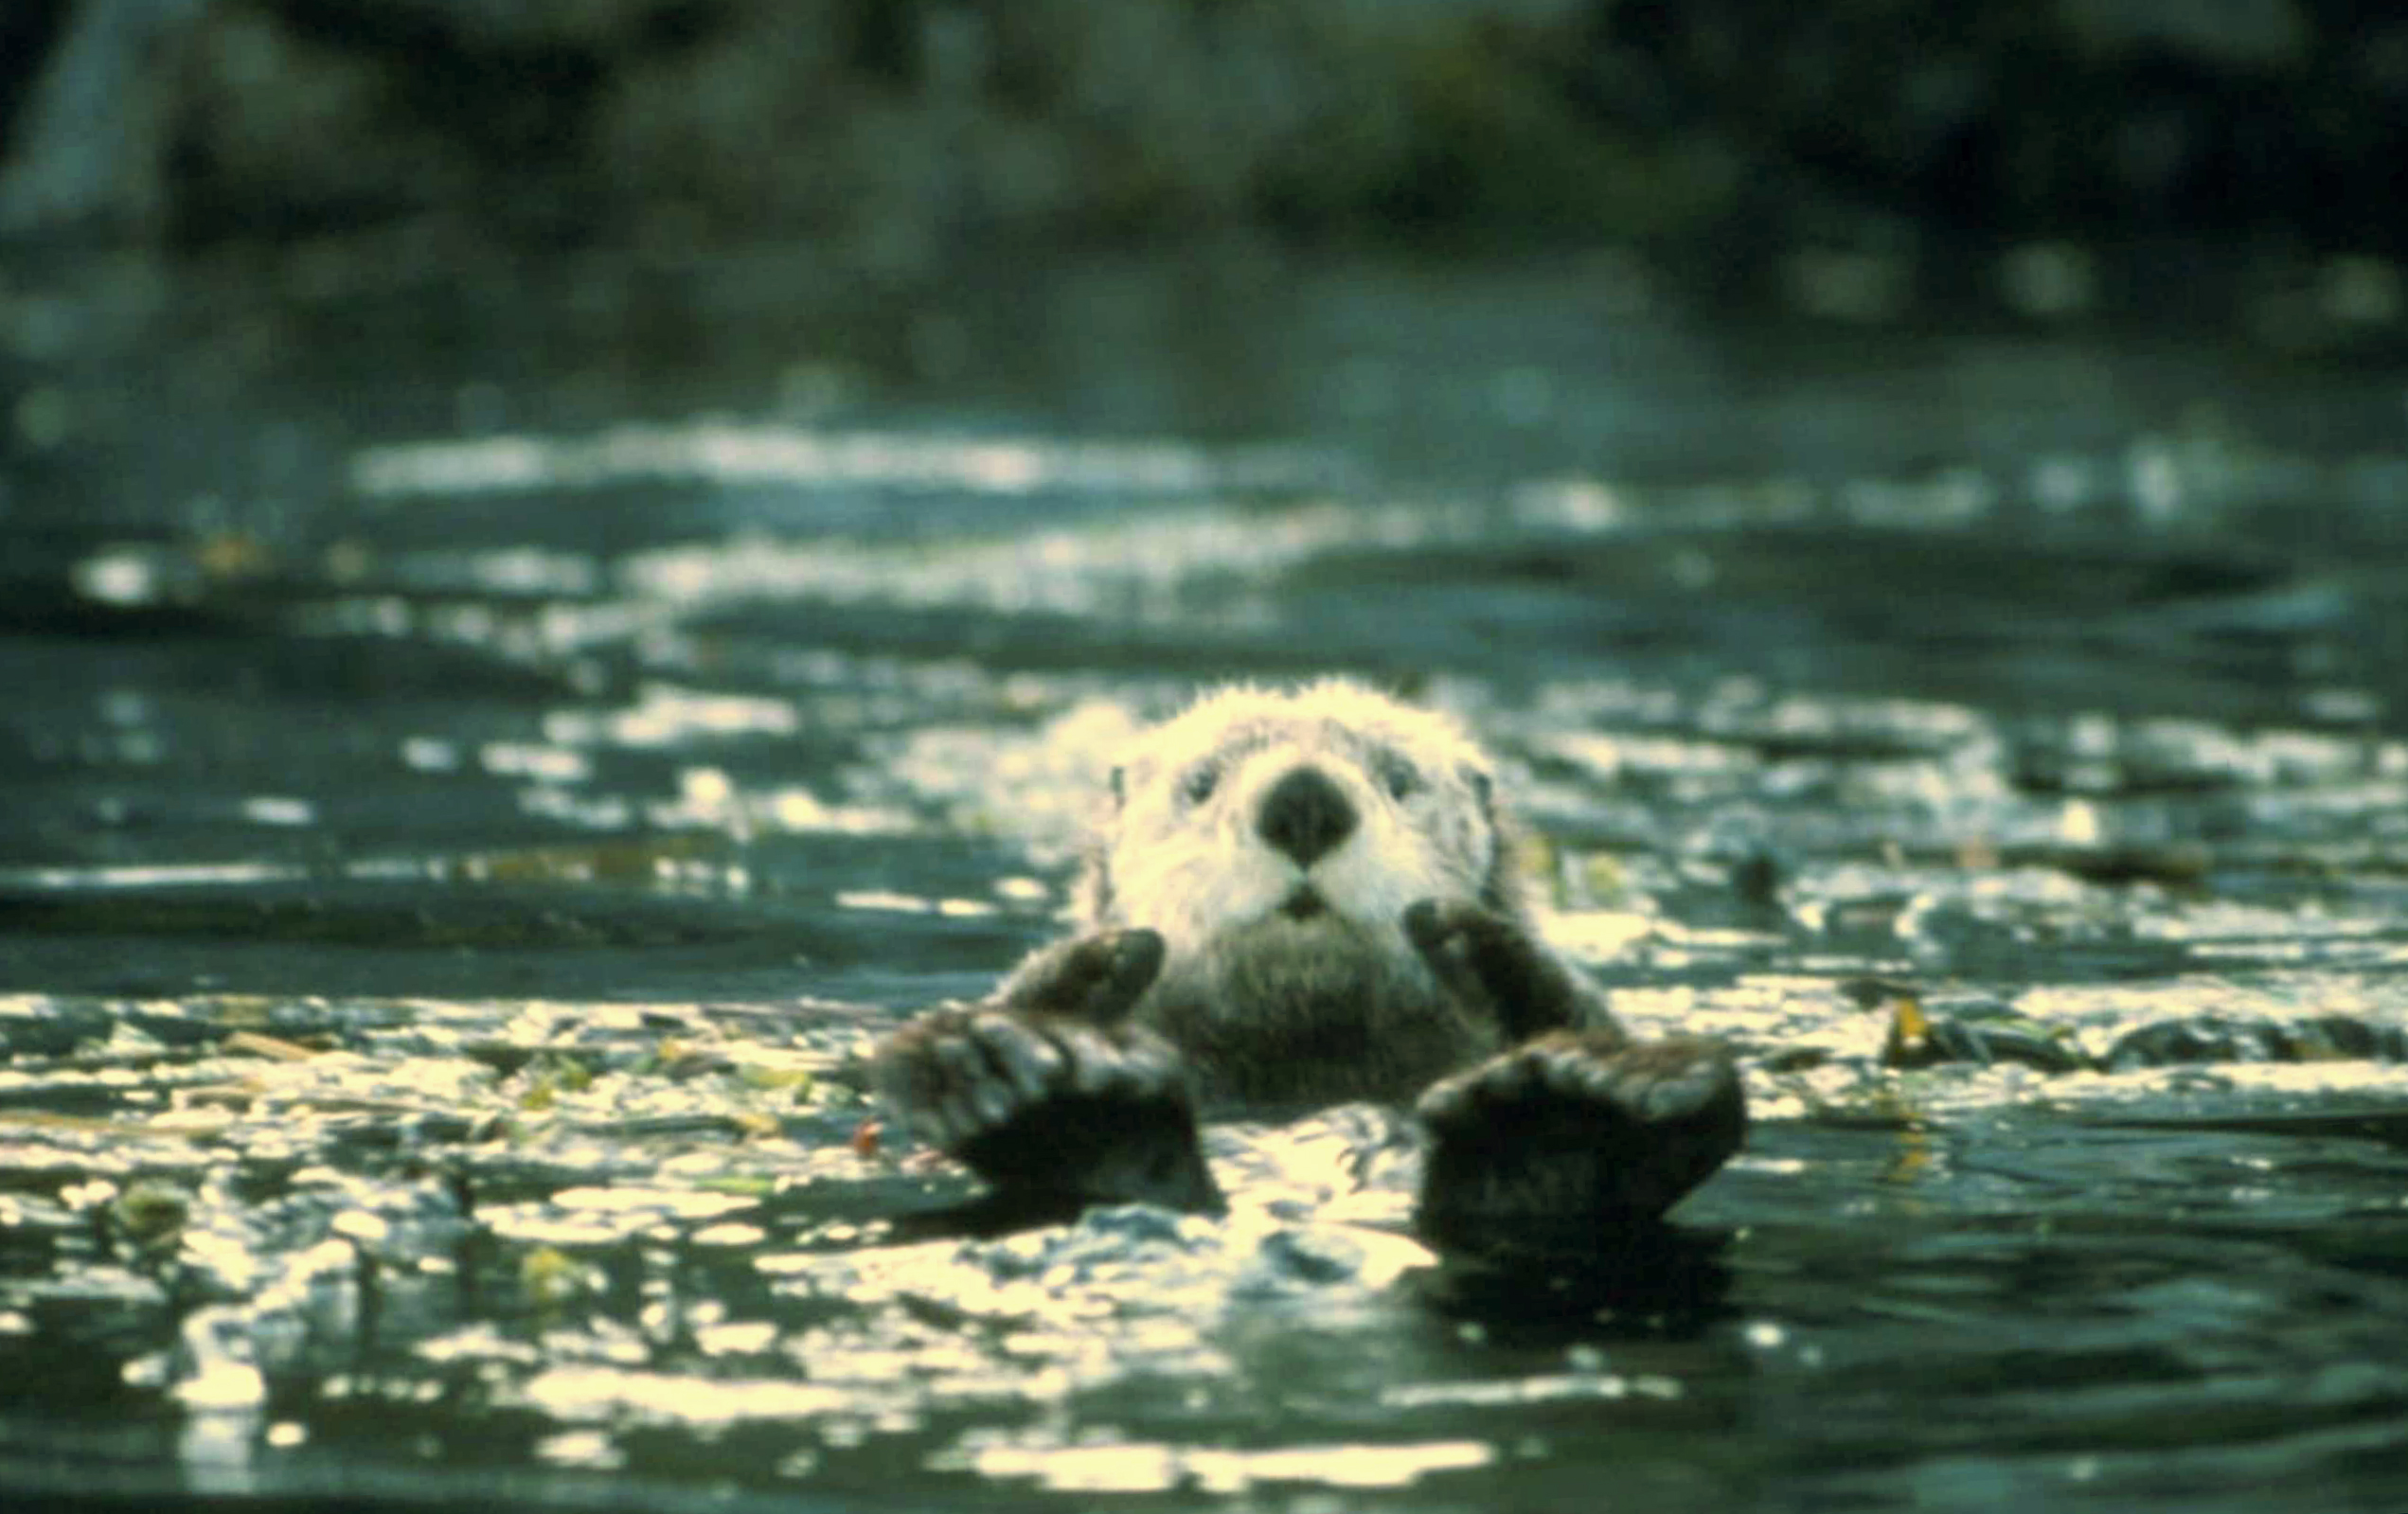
<box><xmin>4</xmin><ymin>0</ymin><xmax>2405</xmax><ymax>338</ymax></box>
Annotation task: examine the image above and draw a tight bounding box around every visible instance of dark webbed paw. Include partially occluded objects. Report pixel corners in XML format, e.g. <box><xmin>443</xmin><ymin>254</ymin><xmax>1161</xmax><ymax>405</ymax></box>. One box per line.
<box><xmin>1404</xmin><ymin>899</ymin><xmax>1610</xmax><ymax>1044</ymax></box>
<box><xmin>873</xmin><ymin>929</ymin><xmax>1222</xmax><ymax>1214</ymax></box>
<box><xmin>1413</xmin><ymin>1031</ymin><xmax>1745</xmax><ymax>1260</ymax></box>
<box><xmin>997</xmin><ymin>925</ymin><xmax>1166</xmax><ymax>1024</ymax></box>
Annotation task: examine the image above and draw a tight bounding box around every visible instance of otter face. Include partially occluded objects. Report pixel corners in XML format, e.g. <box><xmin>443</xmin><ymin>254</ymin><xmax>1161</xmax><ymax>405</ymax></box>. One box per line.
<box><xmin>1085</xmin><ymin>683</ymin><xmax>1503</xmax><ymax>964</ymax></box>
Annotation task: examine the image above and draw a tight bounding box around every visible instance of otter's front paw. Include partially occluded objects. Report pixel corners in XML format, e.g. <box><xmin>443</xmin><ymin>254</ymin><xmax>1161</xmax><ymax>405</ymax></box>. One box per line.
<box><xmin>1404</xmin><ymin>899</ymin><xmax>1601</xmax><ymax>1043</ymax></box>
<box><xmin>1413</xmin><ymin>1031</ymin><xmax>1745</xmax><ymax>1259</ymax></box>
<box><xmin>874</xmin><ymin>1005</ymin><xmax>1222</xmax><ymax>1214</ymax></box>
<box><xmin>996</xmin><ymin>926</ymin><xmax>1167</xmax><ymax>1024</ymax></box>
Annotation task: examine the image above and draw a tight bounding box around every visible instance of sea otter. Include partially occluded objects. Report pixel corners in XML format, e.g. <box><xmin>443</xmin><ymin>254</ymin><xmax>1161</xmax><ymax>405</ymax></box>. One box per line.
<box><xmin>874</xmin><ymin>682</ymin><xmax>1744</xmax><ymax>1259</ymax></box>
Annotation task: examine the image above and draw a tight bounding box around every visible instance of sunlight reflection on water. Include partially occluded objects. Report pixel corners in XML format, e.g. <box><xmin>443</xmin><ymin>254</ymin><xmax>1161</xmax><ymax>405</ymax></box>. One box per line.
<box><xmin>8</xmin><ymin>273</ymin><xmax>2408</xmax><ymax>1514</ymax></box>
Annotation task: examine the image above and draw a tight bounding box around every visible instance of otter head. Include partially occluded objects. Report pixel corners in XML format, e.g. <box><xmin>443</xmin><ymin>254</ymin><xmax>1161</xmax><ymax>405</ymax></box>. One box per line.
<box><xmin>1083</xmin><ymin>682</ymin><xmax>1510</xmax><ymax>945</ymax></box>
<box><xmin>1076</xmin><ymin>684</ymin><xmax>1522</xmax><ymax>1101</ymax></box>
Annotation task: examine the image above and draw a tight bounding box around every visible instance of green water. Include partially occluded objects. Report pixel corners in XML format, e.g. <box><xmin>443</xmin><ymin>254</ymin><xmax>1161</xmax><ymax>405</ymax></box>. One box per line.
<box><xmin>2</xmin><ymin>257</ymin><xmax>2406</xmax><ymax>1512</ymax></box>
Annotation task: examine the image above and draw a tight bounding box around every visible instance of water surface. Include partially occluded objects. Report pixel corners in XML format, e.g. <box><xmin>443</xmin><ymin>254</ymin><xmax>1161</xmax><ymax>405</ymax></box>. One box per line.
<box><xmin>3</xmin><ymin>258</ymin><xmax>2407</xmax><ymax>1511</ymax></box>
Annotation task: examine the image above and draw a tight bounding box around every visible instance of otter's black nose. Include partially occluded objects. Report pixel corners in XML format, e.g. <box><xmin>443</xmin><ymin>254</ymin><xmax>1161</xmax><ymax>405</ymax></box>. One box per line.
<box><xmin>1257</xmin><ymin>766</ymin><xmax>1357</xmax><ymax>867</ymax></box>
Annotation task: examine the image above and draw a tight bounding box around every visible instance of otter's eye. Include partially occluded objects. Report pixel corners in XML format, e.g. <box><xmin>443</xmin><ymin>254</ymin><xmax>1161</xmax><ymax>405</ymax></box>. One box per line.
<box><xmin>1374</xmin><ymin>750</ymin><xmax>1420</xmax><ymax>800</ymax></box>
<box><xmin>1179</xmin><ymin>763</ymin><xmax>1220</xmax><ymax>806</ymax></box>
